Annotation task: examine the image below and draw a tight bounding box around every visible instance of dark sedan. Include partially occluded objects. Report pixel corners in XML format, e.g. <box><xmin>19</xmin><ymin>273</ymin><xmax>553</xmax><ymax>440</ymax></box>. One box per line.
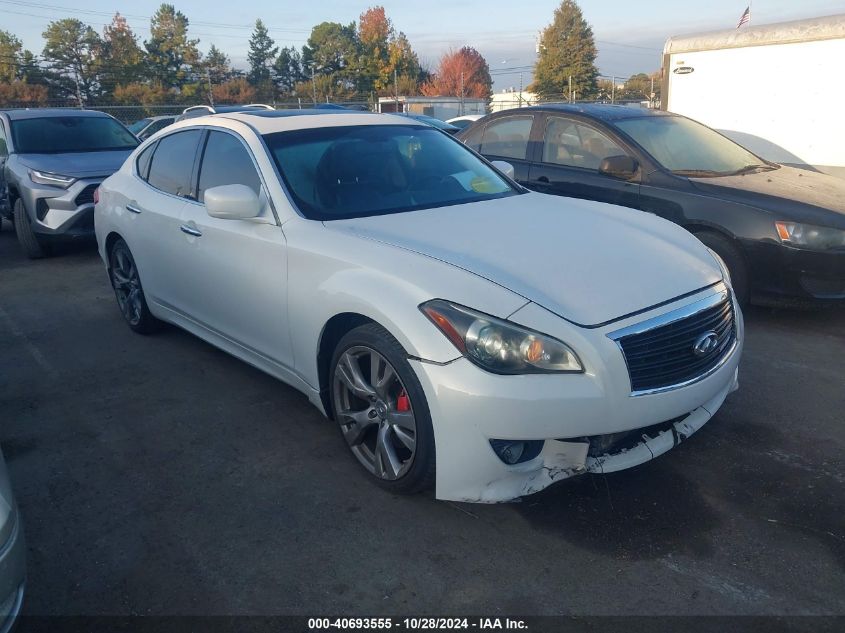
<box><xmin>458</xmin><ymin>104</ymin><xmax>845</xmax><ymax>305</ymax></box>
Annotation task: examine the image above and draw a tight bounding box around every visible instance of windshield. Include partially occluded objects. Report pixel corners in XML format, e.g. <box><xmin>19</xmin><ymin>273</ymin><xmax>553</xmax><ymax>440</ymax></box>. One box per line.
<box><xmin>11</xmin><ymin>116</ymin><xmax>140</xmax><ymax>154</ymax></box>
<box><xmin>127</xmin><ymin>118</ymin><xmax>152</xmax><ymax>134</ymax></box>
<box><xmin>615</xmin><ymin>115</ymin><xmax>774</xmax><ymax>176</ymax></box>
<box><xmin>264</xmin><ymin>124</ymin><xmax>519</xmax><ymax>220</ymax></box>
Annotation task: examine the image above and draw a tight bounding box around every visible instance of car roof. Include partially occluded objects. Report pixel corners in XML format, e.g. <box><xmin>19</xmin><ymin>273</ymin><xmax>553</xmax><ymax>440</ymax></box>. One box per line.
<box><xmin>191</xmin><ymin>110</ymin><xmax>424</xmax><ymax>135</ymax></box>
<box><xmin>0</xmin><ymin>108</ymin><xmax>112</xmax><ymax>121</ymax></box>
<box><xmin>522</xmin><ymin>103</ymin><xmax>676</xmax><ymax>122</ymax></box>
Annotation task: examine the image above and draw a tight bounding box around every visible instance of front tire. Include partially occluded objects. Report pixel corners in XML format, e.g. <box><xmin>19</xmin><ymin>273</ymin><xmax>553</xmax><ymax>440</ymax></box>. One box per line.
<box><xmin>108</xmin><ymin>238</ymin><xmax>160</xmax><ymax>334</ymax></box>
<box><xmin>695</xmin><ymin>230</ymin><xmax>750</xmax><ymax>305</ymax></box>
<box><xmin>329</xmin><ymin>323</ymin><xmax>436</xmax><ymax>495</ymax></box>
<box><xmin>13</xmin><ymin>198</ymin><xmax>46</xmax><ymax>259</ymax></box>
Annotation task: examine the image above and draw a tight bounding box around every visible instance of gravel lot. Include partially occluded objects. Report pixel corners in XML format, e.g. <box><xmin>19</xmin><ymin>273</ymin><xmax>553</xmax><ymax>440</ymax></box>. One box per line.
<box><xmin>1</xmin><ymin>227</ymin><xmax>843</xmax><ymax>620</ymax></box>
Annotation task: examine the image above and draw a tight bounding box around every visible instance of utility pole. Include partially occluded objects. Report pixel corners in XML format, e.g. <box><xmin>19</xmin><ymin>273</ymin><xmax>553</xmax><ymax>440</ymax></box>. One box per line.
<box><xmin>311</xmin><ymin>65</ymin><xmax>317</xmax><ymax>106</ymax></box>
<box><xmin>394</xmin><ymin>68</ymin><xmax>399</xmax><ymax>112</ymax></box>
<box><xmin>568</xmin><ymin>75</ymin><xmax>572</xmax><ymax>103</ymax></box>
<box><xmin>611</xmin><ymin>76</ymin><xmax>616</xmax><ymax>104</ymax></box>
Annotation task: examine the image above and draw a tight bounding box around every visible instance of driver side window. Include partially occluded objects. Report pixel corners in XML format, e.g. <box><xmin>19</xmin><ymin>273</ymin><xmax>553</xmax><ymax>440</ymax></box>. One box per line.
<box><xmin>542</xmin><ymin>117</ymin><xmax>626</xmax><ymax>171</ymax></box>
<box><xmin>197</xmin><ymin>131</ymin><xmax>263</xmax><ymax>203</ymax></box>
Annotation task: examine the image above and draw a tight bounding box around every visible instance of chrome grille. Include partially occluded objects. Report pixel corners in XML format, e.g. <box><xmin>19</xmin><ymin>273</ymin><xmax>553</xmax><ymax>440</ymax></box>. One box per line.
<box><xmin>611</xmin><ymin>289</ymin><xmax>736</xmax><ymax>394</ymax></box>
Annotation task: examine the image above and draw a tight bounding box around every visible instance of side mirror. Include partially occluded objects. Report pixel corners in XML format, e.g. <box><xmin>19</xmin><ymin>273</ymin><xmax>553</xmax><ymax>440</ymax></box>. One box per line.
<box><xmin>204</xmin><ymin>184</ymin><xmax>261</xmax><ymax>220</ymax></box>
<box><xmin>491</xmin><ymin>160</ymin><xmax>515</xmax><ymax>179</ymax></box>
<box><xmin>598</xmin><ymin>155</ymin><xmax>639</xmax><ymax>180</ymax></box>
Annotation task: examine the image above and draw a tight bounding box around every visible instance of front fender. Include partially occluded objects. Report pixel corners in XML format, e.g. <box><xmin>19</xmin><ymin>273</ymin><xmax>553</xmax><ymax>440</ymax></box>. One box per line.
<box><xmin>284</xmin><ymin>219</ymin><xmax>527</xmax><ymax>391</ymax></box>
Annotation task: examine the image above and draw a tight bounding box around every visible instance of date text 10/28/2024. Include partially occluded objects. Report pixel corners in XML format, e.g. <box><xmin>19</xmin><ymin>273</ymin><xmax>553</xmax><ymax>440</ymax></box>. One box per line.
<box><xmin>308</xmin><ymin>618</ymin><xmax>528</xmax><ymax>630</ymax></box>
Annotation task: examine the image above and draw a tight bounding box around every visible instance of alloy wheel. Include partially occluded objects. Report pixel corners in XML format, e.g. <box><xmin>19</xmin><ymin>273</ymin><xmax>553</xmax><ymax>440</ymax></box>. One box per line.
<box><xmin>111</xmin><ymin>248</ymin><xmax>143</xmax><ymax>326</ymax></box>
<box><xmin>332</xmin><ymin>346</ymin><xmax>417</xmax><ymax>481</ymax></box>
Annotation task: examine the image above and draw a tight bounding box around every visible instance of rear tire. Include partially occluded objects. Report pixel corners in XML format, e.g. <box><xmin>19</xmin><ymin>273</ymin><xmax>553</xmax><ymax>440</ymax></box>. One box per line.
<box><xmin>108</xmin><ymin>238</ymin><xmax>161</xmax><ymax>335</ymax></box>
<box><xmin>13</xmin><ymin>198</ymin><xmax>46</xmax><ymax>259</ymax></box>
<box><xmin>329</xmin><ymin>323</ymin><xmax>436</xmax><ymax>495</ymax></box>
<box><xmin>694</xmin><ymin>231</ymin><xmax>749</xmax><ymax>305</ymax></box>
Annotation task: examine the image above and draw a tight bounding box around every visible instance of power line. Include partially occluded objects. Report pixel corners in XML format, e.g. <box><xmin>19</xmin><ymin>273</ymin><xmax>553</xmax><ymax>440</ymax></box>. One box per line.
<box><xmin>0</xmin><ymin>0</ymin><xmax>312</xmax><ymax>33</ymax></box>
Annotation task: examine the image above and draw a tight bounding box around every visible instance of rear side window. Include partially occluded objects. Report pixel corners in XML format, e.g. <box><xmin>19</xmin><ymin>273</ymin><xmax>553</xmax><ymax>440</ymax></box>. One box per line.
<box><xmin>147</xmin><ymin>130</ymin><xmax>202</xmax><ymax>198</ymax></box>
<box><xmin>479</xmin><ymin>116</ymin><xmax>533</xmax><ymax>160</ymax></box>
<box><xmin>135</xmin><ymin>143</ymin><xmax>156</xmax><ymax>180</ymax></box>
<box><xmin>197</xmin><ymin>131</ymin><xmax>262</xmax><ymax>203</ymax></box>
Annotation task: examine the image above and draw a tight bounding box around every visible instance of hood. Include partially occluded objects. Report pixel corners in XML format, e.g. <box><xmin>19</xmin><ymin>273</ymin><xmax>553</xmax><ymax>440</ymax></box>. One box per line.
<box><xmin>17</xmin><ymin>149</ymin><xmax>134</xmax><ymax>179</ymax></box>
<box><xmin>690</xmin><ymin>165</ymin><xmax>845</xmax><ymax>228</ymax></box>
<box><xmin>327</xmin><ymin>193</ymin><xmax>722</xmax><ymax>327</ymax></box>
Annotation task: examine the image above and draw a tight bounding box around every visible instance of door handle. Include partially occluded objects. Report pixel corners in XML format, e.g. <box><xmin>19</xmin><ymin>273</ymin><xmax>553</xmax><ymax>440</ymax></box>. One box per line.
<box><xmin>180</xmin><ymin>224</ymin><xmax>202</xmax><ymax>237</ymax></box>
<box><xmin>536</xmin><ymin>176</ymin><xmax>550</xmax><ymax>184</ymax></box>
<box><xmin>126</xmin><ymin>203</ymin><xmax>142</xmax><ymax>214</ymax></box>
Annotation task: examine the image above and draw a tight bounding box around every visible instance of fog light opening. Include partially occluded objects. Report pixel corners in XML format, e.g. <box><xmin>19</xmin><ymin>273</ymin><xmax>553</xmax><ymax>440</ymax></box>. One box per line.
<box><xmin>36</xmin><ymin>198</ymin><xmax>49</xmax><ymax>221</ymax></box>
<box><xmin>489</xmin><ymin>439</ymin><xmax>544</xmax><ymax>465</ymax></box>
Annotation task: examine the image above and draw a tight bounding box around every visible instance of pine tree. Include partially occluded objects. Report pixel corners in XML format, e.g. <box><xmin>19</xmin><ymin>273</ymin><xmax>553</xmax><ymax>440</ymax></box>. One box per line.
<box><xmin>531</xmin><ymin>0</ymin><xmax>598</xmax><ymax>100</ymax></box>
<box><xmin>144</xmin><ymin>4</ymin><xmax>200</xmax><ymax>92</ymax></box>
<box><xmin>205</xmin><ymin>44</ymin><xmax>233</xmax><ymax>85</ymax></box>
<box><xmin>100</xmin><ymin>13</ymin><xmax>144</xmax><ymax>94</ymax></box>
<box><xmin>42</xmin><ymin>18</ymin><xmax>103</xmax><ymax>104</ymax></box>
<box><xmin>0</xmin><ymin>30</ymin><xmax>23</xmax><ymax>83</ymax></box>
<box><xmin>273</xmin><ymin>46</ymin><xmax>303</xmax><ymax>96</ymax></box>
<box><xmin>247</xmin><ymin>19</ymin><xmax>278</xmax><ymax>100</ymax></box>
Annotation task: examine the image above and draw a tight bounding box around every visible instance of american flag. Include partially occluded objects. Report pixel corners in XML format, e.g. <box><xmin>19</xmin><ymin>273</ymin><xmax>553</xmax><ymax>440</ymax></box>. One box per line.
<box><xmin>737</xmin><ymin>6</ymin><xmax>751</xmax><ymax>28</ymax></box>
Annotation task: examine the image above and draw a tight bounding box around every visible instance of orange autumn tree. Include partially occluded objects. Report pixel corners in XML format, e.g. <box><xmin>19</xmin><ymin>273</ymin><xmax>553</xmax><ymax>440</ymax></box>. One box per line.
<box><xmin>421</xmin><ymin>47</ymin><xmax>492</xmax><ymax>99</ymax></box>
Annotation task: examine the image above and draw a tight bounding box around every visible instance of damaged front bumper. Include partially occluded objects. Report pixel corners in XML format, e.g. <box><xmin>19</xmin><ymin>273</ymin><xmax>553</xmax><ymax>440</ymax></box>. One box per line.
<box><xmin>410</xmin><ymin>289</ymin><xmax>743</xmax><ymax>503</ymax></box>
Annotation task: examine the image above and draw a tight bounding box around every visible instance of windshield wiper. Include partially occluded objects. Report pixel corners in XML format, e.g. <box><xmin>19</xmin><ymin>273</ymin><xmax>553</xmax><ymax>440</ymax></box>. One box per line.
<box><xmin>672</xmin><ymin>169</ymin><xmax>725</xmax><ymax>178</ymax></box>
<box><xmin>728</xmin><ymin>163</ymin><xmax>775</xmax><ymax>175</ymax></box>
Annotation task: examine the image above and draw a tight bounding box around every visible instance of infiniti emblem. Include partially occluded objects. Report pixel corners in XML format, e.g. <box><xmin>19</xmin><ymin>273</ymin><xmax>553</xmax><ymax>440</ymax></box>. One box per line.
<box><xmin>692</xmin><ymin>331</ymin><xmax>720</xmax><ymax>357</ymax></box>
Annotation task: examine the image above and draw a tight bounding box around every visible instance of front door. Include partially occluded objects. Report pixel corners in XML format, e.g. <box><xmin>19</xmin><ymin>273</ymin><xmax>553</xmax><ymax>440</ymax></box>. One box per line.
<box><xmin>528</xmin><ymin>115</ymin><xmax>640</xmax><ymax>210</ymax></box>
<box><xmin>176</xmin><ymin>130</ymin><xmax>292</xmax><ymax>368</ymax></box>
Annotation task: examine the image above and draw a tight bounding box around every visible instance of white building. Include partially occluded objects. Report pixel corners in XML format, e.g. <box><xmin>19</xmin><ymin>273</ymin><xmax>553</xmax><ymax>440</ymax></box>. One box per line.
<box><xmin>377</xmin><ymin>96</ymin><xmax>487</xmax><ymax>120</ymax></box>
<box><xmin>490</xmin><ymin>90</ymin><xmax>538</xmax><ymax>112</ymax></box>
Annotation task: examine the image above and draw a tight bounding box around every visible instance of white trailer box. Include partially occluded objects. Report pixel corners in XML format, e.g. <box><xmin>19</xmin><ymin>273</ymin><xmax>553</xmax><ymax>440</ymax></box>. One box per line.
<box><xmin>663</xmin><ymin>14</ymin><xmax>845</xmax><ymax>179</ymax></box>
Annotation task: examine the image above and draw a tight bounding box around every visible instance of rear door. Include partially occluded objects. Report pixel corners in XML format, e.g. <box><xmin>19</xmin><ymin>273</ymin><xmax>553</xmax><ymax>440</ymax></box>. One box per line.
<box><xmin>130</xmin><ymin>129</ymin><xmax>204</xmax><ymax>311</ymax></box>
<box><xmin>176</xmin><ymin>129</ymin><xmax>292</xmax><ymax>367</ymax></box>
<box><xmin>528</xmin><ymin>115</ymin><xmax>640</xmax><ymax>210</ymax></box>
<box><xmin>467</xmin><ymin>114</ymin><xmax>537</xmax><ymax>182</ymax></box>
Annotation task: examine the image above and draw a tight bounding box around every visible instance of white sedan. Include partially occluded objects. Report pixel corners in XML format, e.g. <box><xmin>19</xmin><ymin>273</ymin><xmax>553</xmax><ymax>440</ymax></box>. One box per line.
<box><xmin>445</xmin><ymin>114</ymin><xmax>484</xmax><ymax>130</ymax></box>
<box><xmin>94</xmin><ymin>111</ymin><xmax>743</xmax><ymax>503</ymax></box>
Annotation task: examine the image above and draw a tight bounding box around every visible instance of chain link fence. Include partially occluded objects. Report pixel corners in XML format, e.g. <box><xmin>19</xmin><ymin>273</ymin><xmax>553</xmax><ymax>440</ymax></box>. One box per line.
<box><xmin>1</xmin><ymin>96</ymin><xmax>657</xmax><ymax>126</ymax></box>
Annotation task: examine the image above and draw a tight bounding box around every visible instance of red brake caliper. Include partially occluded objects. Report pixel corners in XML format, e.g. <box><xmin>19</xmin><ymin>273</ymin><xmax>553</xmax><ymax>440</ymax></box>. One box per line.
<box><xmin>396</xmin><ymin>389</ymin><xmax>410</xmax><ymax>412</ymax></box>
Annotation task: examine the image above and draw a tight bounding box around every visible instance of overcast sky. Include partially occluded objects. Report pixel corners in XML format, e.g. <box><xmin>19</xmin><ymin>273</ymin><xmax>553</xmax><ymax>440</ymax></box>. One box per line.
<box><xmin>3</xmin><ymin>0</ymin><xmax>843</xmax><ymax>89</ymax></box>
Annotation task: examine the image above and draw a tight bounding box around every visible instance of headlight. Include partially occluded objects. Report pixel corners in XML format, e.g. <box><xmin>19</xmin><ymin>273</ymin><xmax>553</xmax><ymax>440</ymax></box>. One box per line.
<box><xmin>707</xmin><ymin>247</ymin><xmax>732</xmax><ymax>288</ymax></box>
<box><xmin>29</xmin><ymin>169</ymin><xmax>77</xmax><ymax>188</ymax></box>
<box><xmin>420</xmin><ymin>299</ymin><xmax>583</xmax><ymax>374</ymax></box>
<box><xmin>775</xmin><ymin>221</ymin><xmax>845</xmax><ymax>251</ymax></box>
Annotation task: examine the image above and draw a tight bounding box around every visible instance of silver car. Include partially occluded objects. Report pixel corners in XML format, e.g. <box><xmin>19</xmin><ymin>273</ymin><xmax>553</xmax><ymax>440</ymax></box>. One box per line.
<box><xmin>0</xmin><ymin>109</ymin><xmax>138</xmax><ymax>258</ymax></box>
<box><xmin>126</xmin><ymin>115</ymin><xmax>176</xmax><ymax>141</ymax></box>
<box><xmin>0</xmin><ymin>446</ymin><xmax>24</xmax><ymax>633</ymax></box>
